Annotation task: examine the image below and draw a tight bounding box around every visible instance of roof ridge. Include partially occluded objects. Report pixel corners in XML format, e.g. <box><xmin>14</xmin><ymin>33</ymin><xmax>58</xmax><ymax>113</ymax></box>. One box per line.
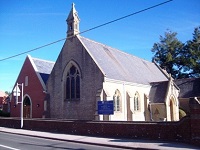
<box><xmin>79</xmin><ymin>36</ymin><xmax>153</xmax><ymax>64</ymax></box>
<box><xmin>32</xmin><ymin>57</ymin><xmax>55</xmax><ymax>64</ymax></box>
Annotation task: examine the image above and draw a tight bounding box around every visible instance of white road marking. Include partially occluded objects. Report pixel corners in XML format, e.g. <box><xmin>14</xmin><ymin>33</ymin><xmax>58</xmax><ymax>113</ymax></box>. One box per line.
<box><xmin>0</xmin><ymin>144</ymin><xmax>20</xmax><ymax>150</ymax></box>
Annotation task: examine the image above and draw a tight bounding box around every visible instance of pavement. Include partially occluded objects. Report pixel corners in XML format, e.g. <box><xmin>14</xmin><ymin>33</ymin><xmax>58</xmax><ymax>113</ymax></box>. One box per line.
<box><xmin>0</xmin><ymin>127</ymin><xmax>199</xmax><ymax>150</ymax></box>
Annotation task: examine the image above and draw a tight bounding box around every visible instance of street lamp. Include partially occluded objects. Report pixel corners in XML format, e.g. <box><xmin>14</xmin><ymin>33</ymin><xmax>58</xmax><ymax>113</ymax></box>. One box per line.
<box><xmin>13</xmin><ymin>83</ymin><xmax>24</xmax><ymax>128</ymax></box>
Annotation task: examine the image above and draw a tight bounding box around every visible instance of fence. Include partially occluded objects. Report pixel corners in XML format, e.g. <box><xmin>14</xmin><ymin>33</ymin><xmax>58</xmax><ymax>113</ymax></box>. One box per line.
<box><xmin>0</xmin><ymin>98</ymin><xmax>199</xmax><ymax>146</ymax></box>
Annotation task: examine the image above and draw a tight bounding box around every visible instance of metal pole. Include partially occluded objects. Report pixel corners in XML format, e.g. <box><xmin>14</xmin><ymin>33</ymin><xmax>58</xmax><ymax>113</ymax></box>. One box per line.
<box><xmin>16</xmin><ymin>83</ymin><xmax>18</xmax><ymax>104</ymax></box>
<box><xmin>21</xmin><ymin>83</ymin><xmax>24</xmax><ymax>128</ymax></box>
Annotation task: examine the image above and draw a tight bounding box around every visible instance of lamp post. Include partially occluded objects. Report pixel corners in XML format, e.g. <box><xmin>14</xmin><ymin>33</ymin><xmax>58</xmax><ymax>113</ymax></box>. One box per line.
<box><xmin>13</xmin><ymin>83</ymin><xmax>24</xmax><ymax>128</ymax></box>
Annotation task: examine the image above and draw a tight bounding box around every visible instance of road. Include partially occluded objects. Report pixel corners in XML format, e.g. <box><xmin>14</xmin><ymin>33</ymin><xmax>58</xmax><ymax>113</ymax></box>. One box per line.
<box><xmin>0</xmin><ymin>132</ymin><xmax>126</xmax><ymax>150</ymax></box>
<box><xmin>0</xmin><ymin>127</ymin><xmax>199</xmax><ymax>150</ymax></box>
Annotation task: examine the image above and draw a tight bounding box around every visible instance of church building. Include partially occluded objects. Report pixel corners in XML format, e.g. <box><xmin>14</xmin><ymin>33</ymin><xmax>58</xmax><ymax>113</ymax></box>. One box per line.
<box><xmin>46</xmin><ymin>4</ymin><xmax>180</xmax><ymax>121</ymax></box>
<box><xmin>11</xmin><ymin>55</ymin><xmax>54</xmax><ymax>118</ymax></box>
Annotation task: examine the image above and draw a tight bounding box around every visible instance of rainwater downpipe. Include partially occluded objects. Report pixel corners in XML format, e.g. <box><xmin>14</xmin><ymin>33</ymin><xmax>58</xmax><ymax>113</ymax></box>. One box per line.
<box><xmin>123</xmin><ymin>82</ymin><xmax>127</xmax><ymax>120</ymax></box>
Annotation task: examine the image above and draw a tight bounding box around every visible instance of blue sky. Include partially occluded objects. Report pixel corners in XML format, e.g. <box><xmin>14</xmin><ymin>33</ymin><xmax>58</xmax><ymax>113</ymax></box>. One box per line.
<box><xmin>0</xmin><ymin>0</ymin><xmax>200</xmax><ymax>92</ymax></box>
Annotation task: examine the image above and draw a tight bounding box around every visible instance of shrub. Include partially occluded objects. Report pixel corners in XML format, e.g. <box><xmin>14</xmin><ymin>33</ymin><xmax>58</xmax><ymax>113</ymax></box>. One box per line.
<box><xmin>179</xmin><ymin>108</ymin><xmax>187</xmax><ymax>119</ymax></box>
<box><xmin>0</xmin><ymin>110</ymin><xmax>10</xmax><ymax>117</ymax></box>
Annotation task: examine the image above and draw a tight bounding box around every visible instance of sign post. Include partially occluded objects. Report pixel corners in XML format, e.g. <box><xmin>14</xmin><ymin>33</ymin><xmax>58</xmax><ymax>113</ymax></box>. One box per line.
<box><xmin>13</xmin><ymin>83</ymin><xmax>24</xmax><ymax>128</ymax></box>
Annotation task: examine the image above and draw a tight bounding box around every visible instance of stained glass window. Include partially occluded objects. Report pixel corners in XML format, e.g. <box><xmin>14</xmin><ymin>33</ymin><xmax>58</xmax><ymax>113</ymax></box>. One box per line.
<box><xmin>66</xmin><ymin>65</ymin><xmax>80</xmax><ymax>100</ymax></box>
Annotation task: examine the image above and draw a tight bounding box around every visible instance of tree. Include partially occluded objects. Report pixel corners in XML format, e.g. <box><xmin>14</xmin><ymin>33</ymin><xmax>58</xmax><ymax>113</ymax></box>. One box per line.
<box><xmin>183</xmin><ymin>26</ymin><xmax>200</xmax><ymax>78</ymax></box>
<box><xmin>5</xmin><ymin>91</ymin><xmax>11</xmax><ymax>95</ymax></box>
<box><xmin>151</xmin><ymin>30</ymin><xmax>184</xmax><ymax>79</ymax></box>
<box><xmin>152</xmin><ymin>27</ymin><xmax>200</xmax><ymax>79</ymax></box>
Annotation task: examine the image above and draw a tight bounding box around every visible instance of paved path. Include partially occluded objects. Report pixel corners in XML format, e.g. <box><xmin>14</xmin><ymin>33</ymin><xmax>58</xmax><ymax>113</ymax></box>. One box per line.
<box><xmin>0</xmin><ymin>127</ymin><xmax>199</xmax><ymax>149</ymax></box>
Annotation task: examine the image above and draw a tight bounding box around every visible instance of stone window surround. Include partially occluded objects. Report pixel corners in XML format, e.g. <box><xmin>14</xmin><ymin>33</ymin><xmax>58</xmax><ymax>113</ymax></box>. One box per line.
<box><xmin>62</xmin><ymin>60</ymin><xmax>81</xmax><ymax>101</ymax></box>
<box><xmin>113</xmin><ymin>89</ymin><xmax>122</xmax><ymax>112</ymax></box>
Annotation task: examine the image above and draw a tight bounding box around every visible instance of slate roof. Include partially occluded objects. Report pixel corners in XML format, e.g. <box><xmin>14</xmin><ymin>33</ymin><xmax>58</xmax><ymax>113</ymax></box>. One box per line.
<box><xmin>149</xmin><ymin>81</ymin><xmax>169</xmax><ymax>103</ymax></box>
<box><xmin>79</xmin><ymin>36</ymin><xmax>168</xmax><ymax>85</ymax></box>
<box><xmin>175</xmin><ymin>78</ymin><xmax>200</xmax><ymax>98</ymax></box>
<box><xmin>32</xmin><ymin>57</ymin><xmax>54</xmax><ymax>74</ymax></box>
<box><xmin>32</xmin><ymin>57</ymin><xmax>55</xmax><ymax>84</ymax></box>
<box><xmin>0</xmin><ymin>91</ymin><xmax>7</xmax><ymax>97</ymax></box>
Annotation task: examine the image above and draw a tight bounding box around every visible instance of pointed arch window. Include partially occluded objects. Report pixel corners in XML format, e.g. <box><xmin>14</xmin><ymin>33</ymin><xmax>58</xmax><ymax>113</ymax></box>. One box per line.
<box><xmin>113</xmin><ymin>90</ymin><xmax>121</xmax><ymax>112</ymax></box>
<box><xmin>134</xmin><ymin>92</ymin><xmax>140</xmax><ymax>111</ymax></box>
<box><xmin>66</xmin><ymin>65</ymin><xmax>80</xmax><ymax>100</ymax></box>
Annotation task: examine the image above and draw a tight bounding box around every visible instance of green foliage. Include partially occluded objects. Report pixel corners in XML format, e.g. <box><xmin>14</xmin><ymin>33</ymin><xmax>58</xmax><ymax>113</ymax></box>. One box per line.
<box><xmin>152</xmin><ymin>26</ymin><xmax>200</xmax><ymax>79</ymax></box>
<box><xmin>5</xmin><ymin>91</ymin><xmax>11</xmax><ymax>95</ymax></box>
<box><xmin>0</xmin><ymin>110</ymin><xmax>10</xmax><ymax>117</ymax></box>
<box><xmin>179</xmin><ymin>108</ymin><xmax>186</xmax><ymax>119</ymax></box>
<box><xmin>183</xmin><ymin>26</ymin><xmax>200</xmax><ymax>78</ymax></box>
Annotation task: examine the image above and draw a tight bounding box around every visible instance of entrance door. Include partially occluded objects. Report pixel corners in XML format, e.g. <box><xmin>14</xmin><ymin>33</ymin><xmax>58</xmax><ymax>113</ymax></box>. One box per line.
<box><xmin>23</xmin><ymin>96</ymin><xmax>31</xmax><ymax>118</ymax></box>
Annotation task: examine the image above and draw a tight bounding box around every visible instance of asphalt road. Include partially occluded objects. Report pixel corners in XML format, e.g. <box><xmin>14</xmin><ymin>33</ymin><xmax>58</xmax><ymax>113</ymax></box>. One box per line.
<box><xmin>0</xmin><ymin>132</ymin><xmax>126</xmax><ymax>150</ymax></box>
<box><xmin>1</xmin><ymin>127</ymin><xmax>199</xmax><ymax>150</ymax></box>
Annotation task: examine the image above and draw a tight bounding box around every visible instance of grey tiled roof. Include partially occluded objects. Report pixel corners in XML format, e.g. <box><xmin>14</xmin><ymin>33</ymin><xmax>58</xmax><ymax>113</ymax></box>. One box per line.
<box><xmin>175</xmin><ymin>78</ymin><xmax>200</xmax><ymax>98</ymax></box>
<box><xmin>32</xmin><ymin>58</ymin><xmax>55</xmax><ymax>74</ymax></box>
<box><xmin>149</xmin><ymin>81</ymin><xmax>169</xmax><ymax>103</ymax></box>
<box><xmin>32</xmin><ymin>57</ymin><xmax>55</xmax><ymax>84</ymax></box>
<box><xmin>79</xmin><ymin>36</ymin><xmax>168</xmax><ymax>85</ymax></box>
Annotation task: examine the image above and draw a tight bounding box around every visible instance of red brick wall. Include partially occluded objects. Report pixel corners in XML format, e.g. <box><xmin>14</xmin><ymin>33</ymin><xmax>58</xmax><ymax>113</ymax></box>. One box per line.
<box><xmin>10</xmin><ymin>56</ymin><xmax>45</xmax><ymax>118</ymax></box>
<box><xmin>2</xmin><ymin>97</ymin><xmax>199</xmax><ymax>146</ymax></box>
<box><xmin>0</xmin><ymin>97</ymin><xmax>3</xmax><ymax>105</ymax></box>
<box><xmin>0</xmin><ymin>97</ymin><xmax>3</xmax><ymax>110</ymax></box>
<box><xmin>0</xmin><ymin>117</ymin><xmax>194</xmax><ymax>144</ymax></box>
<box><xmin>1</xmin><ymin>99</ymin><xmax>200</xmax><ymax>146</ymax></box>
<box><xmin>190</xmin><ymin>98</ymin><xmax>200</xmax><ymax>145</ymax></box>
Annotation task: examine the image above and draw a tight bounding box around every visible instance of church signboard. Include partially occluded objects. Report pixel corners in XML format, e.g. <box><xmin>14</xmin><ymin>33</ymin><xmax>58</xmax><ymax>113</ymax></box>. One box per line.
<box><xmin>98</xmin><ymin>100</ymin><xmax>114</xmax><ymax>115</ymax></box>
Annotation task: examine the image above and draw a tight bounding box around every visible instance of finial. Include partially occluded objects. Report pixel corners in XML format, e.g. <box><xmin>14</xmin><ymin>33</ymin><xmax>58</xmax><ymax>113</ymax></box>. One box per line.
<box><xmin>66</xmin><ymin>2</ymin><xmax>80</xmax><ymax>37</ymax></box>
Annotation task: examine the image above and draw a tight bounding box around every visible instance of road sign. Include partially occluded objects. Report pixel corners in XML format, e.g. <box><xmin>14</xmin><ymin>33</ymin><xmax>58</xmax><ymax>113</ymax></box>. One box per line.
<box><xmin>13</xmin><ymin>84</ymin><xmax>20</xmax><ymax>96</ymax></box>
<box><xmin>13</xmin><ymin>83</ymin><xmax>21</xmax><ymax>104</ymax></box>
<box><xmin>98</xmin><ymin>100</ymin><xmax>114</xmax><ymax>115</ymax></box>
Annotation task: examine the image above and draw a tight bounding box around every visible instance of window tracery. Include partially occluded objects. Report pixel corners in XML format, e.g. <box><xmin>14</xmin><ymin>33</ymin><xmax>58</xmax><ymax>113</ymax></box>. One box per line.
<box><xmin>113</xmin><ymin>90</ymin><xmax>121</xmax><ymax>112</ymax></box>
<box><xmin>66</xmin><ymin>65</ymin><xmax>80</xmax><ymax>100</ymax></box>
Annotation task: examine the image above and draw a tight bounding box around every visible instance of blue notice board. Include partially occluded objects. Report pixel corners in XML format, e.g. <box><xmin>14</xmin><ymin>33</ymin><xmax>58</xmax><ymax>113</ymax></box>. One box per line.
<box><xmin>98</xmin><ymin>101</ymin><xmax>114</xmax><ymax>115</ymax></box>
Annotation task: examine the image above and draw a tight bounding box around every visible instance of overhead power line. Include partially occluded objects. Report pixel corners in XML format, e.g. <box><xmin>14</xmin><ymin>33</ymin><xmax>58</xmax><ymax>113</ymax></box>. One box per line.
<box><xmin>0</xmin><ymin>38</ymin><xmax>66</xmax><ymax>62</ymax></box>
<box><xmin>0</xmin><ymin>0</ymin><xmax>173</xmax><ymax>62</ymax></box>
<box><xmin>80</xmin><ymin>0</ymin><xmax>173</xmax><ymax>34</ymax></box>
